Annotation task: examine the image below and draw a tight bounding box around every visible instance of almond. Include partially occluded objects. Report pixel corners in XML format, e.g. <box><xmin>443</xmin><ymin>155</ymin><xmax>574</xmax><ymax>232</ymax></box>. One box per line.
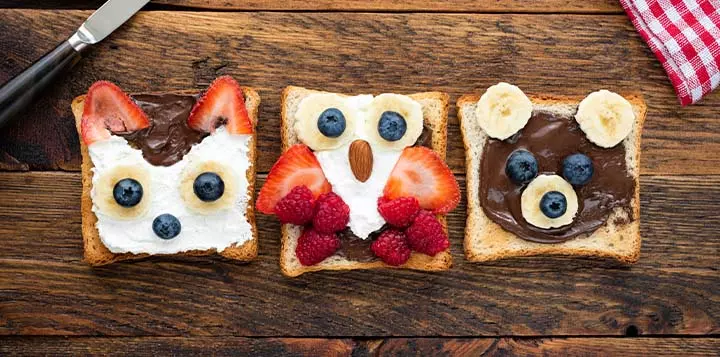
<box><xmin>349</xmin><ymin>140</ymin><xmax>373</xmax><ymax>182</ymax></box>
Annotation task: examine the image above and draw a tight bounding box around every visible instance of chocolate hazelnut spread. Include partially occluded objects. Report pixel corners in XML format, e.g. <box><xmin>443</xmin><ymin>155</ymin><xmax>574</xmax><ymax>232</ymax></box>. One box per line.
<box><xmin>121</xmin><ymin>94</ymin><xmax>207</xmax><ymax>166</ymax></box>
<box><xmin>479</xmin><ymin>111</ymin><xmax>635</xmax><ymax>244</ymax></box>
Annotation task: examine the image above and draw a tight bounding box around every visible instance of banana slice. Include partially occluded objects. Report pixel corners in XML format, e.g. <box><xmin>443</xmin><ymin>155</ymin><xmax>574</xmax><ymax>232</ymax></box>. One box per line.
<box><xmin>365</xmin><ymin>93</ymin><xmax>423</xmax><ymax>151</ymax></box>
<box><xmin>475</xmin><ymin>82</ymin><xmax>533</xmax><ymax>140</ymax></box>
<box><xmin>180</xmin><ymin>161</ymin><xmax>238</xmax><ymax>215</ymax></box>
<box><xmin>521</xmin><ymin>174</ymin><xmax>579</xmax><ymax>229</ymax></box>
<box><xmin>294</xmin><ymin>93</ymin><xmax>356</xmax><ymax>151</ymax></box>
<box><xmin>93</xmin><ymin>165</ymin><xmax>151</xmax><ymax>220</ymax></box>
<box><xmin>575</xmin><ymin>90</ymin><xmax>634</xmax><ymax>148</ymax></box>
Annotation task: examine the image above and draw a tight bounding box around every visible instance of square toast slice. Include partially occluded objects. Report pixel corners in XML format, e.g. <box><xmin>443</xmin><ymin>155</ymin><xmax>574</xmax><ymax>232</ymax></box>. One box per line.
<box><xmin>458</xmin><ymin>93</ymin><xmax>646</xmax><ymax>263</ymax></box>
<box><xmin>279</xmin><ymin>85</ymin><xmax>453</xmax><ymax>276</ymax></box>
<box><xmin>72</xmin><ymin>87</ymin><xmax>260</xmax><ymax>266</ymax></box>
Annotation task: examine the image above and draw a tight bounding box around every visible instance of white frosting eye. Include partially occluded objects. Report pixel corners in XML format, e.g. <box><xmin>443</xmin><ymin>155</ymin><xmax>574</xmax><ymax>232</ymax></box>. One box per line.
<box><xmin>294</xmin><ymin>93</ymin><xmax>357</xmax><ymax>151</ymax></box>
<box><xmin>93</xmin><ymin>165</ymin><xmax>151</xmax><ymax>220</ymax></box>
<box><xmin>364</xmin><ymin>93</ymin><xmax>423</xmax><ymax>151</ymax></box>
<box><xmin>180</xmin><ymin>161</ymin><xmax>238</xmax><ymax>215</ymax></box>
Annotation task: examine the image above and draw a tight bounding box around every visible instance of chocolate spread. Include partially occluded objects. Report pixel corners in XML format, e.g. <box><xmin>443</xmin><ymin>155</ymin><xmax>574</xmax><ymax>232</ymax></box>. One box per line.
<box><xmin>121</xmin><ymin>94</ymin><xmax>208</xmax><ymax>166</ymax></box>
<box><xmin>479</xmin><ymin>111</ymin><xmax>635</xmax><ymax>243</ymax></box>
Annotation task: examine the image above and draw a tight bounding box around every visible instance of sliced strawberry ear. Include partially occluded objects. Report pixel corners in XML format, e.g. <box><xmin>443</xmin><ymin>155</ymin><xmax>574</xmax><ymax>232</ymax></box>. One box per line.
<box><xmin>256</xmin><ymin>144</ymin><xmax>332</xmax><ymax>215</ymax></box>
<box><xmin>383</xmin><ymin>146</ymin><xmax>460</xmax><ymax>214</ymax></box>
<box><xmin>187</xmin><ymin>76</ymin><xmax>253</xmax><ymax>135</ymax></box>
<box><xmin>80</xmin><ymin>81</ymin><xmax>150</xmax><ymax>145</ymax></box>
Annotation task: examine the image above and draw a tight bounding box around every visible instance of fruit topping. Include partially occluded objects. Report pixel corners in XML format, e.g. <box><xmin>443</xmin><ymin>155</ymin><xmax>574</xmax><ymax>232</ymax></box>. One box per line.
<box><xmin>113</xmin><ymin>178</ymin><xmax>143</xmax><ymax>207</ymax></box>
<box><xmin>475</xmin><ymin>82</ymin><xmax>533</xmax><ymax>140</ymax></box>
<box><xmin>505</xmin><ymin>149</ymin><xmax>538</xmax><ymax>185</ymax></box>
<box><xmin>540</xmin><ymin>191</ymin><xmax>567</xmax><ymax>219</ymax></box>
<box><xmin>295</xmin><ymin>228</ymin><xmax>341</xmax><ymax>266</ymax></box>
<box><xmin>274</xmin><ymin>186</ymin><xmax>316</xmax><ymax>225</ymax></box>
<box><xmin>80</xmin><ymin>81</ymin><xmax>150</xmax><ymax>145</ymax></box>
<box><xmin>187</xmin><ymin>76</ymin><xmax>253</xmax><ymax>135</ymax></box>
<box><xmin>405</xmin><ymin>210</ymin><xmax>449</xmax><ymax>256</ymax></box>
<box><xmin>256</xmin><ymin>144</ymin><xmax>332</xmax><ymax>214</ymax></box>
<box><xmin>152</xmin><ymin>213</ymin><xmax>181</xmax><ymax>240</ymax></box>
<box><xmin>378</xmin><ymin>111</ymin><xmax>407</xmax><ymax>142</ymax></box>
<box><xmin>575</xmin><ymin>90</ymin><xmax>634</xmax><ymax>148</ymax></box>
<box><xmin>371</xmin><ymin>229</ymin><xmax>412</xmax><ymax>266</ymax></box>
<box><xmin>193</xmin><ymin>172</ymin><xmax>225</xmax><ymax>202</ymax></box>
<box><xmin>295</xmin><ymin>93</ymin><xmax>356</xmax><ymax>151</ymax></box>
<box><xmin>562</xmin><ymin>153</ymin><xmax>594</xmax><ymax>186</ymax></box>
<box><xmin>365</xmin><ymin>93</ymin><xmax>423</xmax><ymax>150</ymax></box>
<box><xmin>377</xmin><ymin>196</ymin><xmax>420</xmax><ymax>228</ymax></box>
<box><xmin>317</xmin><ymin>108</ymin><xmax>346</xmax><ymax>138</ymax></box>
<box><xmin>383</xmin><ymin>146</ymin><xmax>460</xmax><ymax>214</ymax></box>
<box><xmin>313</xmin><ymin>192</ymin><xmax>350</xmax><ymax>234</ymax></box>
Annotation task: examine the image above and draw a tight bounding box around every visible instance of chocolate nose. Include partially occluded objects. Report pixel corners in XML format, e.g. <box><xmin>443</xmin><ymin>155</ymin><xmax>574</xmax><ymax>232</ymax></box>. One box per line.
<box><xmin>349</xmin><ymin>139</ymin><xmax>373</xmax><ymax>182</ymax></box>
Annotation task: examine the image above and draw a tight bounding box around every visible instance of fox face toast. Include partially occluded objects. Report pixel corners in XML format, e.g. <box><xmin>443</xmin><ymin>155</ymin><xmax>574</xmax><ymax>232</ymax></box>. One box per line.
<box><xmin>73</xmin><ymin>76</ymin><xmax>260</xmax><ymax>265</ymax></box>
<box><xmin>257</xmin><ymin>86</ymin><xmax>459</xmax><ymax>276</ymax></box>
<box><xmin>459</xmin><ymin>83</ymin><xmax>645</xmax><ymax>263</ymax></box>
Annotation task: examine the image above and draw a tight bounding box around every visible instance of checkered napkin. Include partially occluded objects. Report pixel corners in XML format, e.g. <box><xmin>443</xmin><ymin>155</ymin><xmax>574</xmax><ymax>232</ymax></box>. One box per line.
<box><xmin>620</xmin><ymin>0</ymin><xmax>720</xmax><ymax>105</ymax></box>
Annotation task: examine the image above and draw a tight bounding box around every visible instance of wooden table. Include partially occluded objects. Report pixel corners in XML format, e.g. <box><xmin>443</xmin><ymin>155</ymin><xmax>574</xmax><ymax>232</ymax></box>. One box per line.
<box><xmin>1</xmin><ymin>1</ymin><xmax>718</xmax><ymax>355</ymax></box>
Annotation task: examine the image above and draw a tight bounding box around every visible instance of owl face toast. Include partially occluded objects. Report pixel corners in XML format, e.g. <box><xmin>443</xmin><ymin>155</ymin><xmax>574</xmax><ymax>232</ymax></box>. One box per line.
<box><xmin>459</xmin><ymin>83</ymin><xmax>646</xmax><ymax>263</ymax></box>
<box><xmin>258</xmin><ymin>86</ymin><xmax>459</xmax><ymax>276</ymax></box>
<box><xmin>73</xmin><ymin>76</ymin><xmax>260</xmax><ymax>265</ymax></box>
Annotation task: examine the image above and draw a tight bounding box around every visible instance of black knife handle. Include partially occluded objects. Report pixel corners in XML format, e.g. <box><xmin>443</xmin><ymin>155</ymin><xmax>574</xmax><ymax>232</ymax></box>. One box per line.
<box><xmin>0</xmin><ymin>40</ymin><xmax>83</xmax><ymax>129</ymax></box>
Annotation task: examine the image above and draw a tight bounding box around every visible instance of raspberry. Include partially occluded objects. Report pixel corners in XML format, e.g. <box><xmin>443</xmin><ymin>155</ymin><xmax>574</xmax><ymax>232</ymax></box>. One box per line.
<box><xmin>274</xmin><ymin>186</ymin><xmax>315</xmax><ymax>225</ymax></box>
<box><xmin>405</xmin><ymin>210</ymin><xmax>449</xmax><ymax>256</ymax></box>
<box><xmin>377</xmin><ymin>196</ymin><xmax>420</xmax><ymax>228</ymax></box>
<box><xmin>371</xmin><ymin>229</ymin><xmax>411</xmax><ymax>266</ymax></box>
<box><xmin>295</xmin><ymin>228</ymin><xmax>340</xmax><ymax>266</ymax></box>
<box><xmin>313</xmin><ymin>192</ymin><xmax>350</xmax><ymax>234</ymax></box>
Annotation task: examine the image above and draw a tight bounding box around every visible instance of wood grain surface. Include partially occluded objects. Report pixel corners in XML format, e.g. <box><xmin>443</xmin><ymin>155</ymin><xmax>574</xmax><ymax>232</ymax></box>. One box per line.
<box><xmin>1</xmin><ymin>337</ymin><xmax>719</xmax><ymax>356</ymax></box>
<box><xmin>1</xmin><ymin>10</ymin><xmax>719</xmax><ymax>174</ymax></box>
<box><xmin>0</xmin><ymin>172</ymin><xmax>717</xmax><ymax>336</ymax></box>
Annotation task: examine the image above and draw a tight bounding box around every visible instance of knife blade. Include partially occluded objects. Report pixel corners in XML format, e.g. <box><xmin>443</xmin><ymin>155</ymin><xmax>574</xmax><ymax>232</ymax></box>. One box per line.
<box><xmin>0</xmin><ymin>0</ymin><xmax>150</xmax><ymax>129</ymax></box>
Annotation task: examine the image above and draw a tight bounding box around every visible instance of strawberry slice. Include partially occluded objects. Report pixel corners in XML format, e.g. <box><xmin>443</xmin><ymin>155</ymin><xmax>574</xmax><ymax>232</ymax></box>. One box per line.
<box><xmin>256</xmin><ymin>144</ymin><xmax>332</xmax><ymax>214</ymax></box>
<box><xmin>187</xmin><ymin>76</ymin><xmax>253</xmax><ymax>134</ymax></box>
<box><xmin>383</xmin><ymin>146</ymin><xmax>460</xmax><ymax>214</ymax></box>
<box><xmin>80</xmin><ymin>81</ymin><xmax>150</xmax><ymax>145</ymax></box>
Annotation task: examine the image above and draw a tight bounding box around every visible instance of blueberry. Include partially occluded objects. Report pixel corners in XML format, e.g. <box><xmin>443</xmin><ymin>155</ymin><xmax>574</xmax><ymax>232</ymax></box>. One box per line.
<box><xmin>193</xmin><ymin>172</ymin><xmax>225</xmax><ymax>202</ymax></box>
<box><xmin>505</xmin><ymin>150</ymin><xmax>538</xmax><ymax>185</ymax></box>
<box><xmin>540</xmin><ymin>191</ymin><xmax>567</xmax><ymax>219</ymax></box>
<box><xmin>317</xmin><ymin>108</ymin><xmax>346</xmax><ymax>138</ymax></box>
<box><xmin>113</xmin><ymin>178</ymin><xmax>143</xmax><ymax>207</ymax></box>
<box><xmin>152</xmin><ymin>214</ymin><xmax>181</xmax><ymax>240</ymax></box>
<box><xmin>377</xmin><ymin>111</ymin><xmax>407</xmax><ymax>142</ymax></box>
<box><xmin>563</xmin><ymin>153</ymin><xmax>594</xmax><ymax>186</ymax></box>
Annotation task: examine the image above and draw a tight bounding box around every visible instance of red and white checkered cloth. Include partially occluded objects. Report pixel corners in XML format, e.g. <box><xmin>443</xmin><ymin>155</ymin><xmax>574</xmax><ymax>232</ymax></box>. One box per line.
<box><xmin>620</xmin><ymin>0</ymin><xmax>720</xmax><ymax>105</ymax></box>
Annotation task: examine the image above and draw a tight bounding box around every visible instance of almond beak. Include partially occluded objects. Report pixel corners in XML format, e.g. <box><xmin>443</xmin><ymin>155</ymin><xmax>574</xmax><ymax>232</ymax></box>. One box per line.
<box><xmin>349</xmin><ymin>139</ymin><xmax>373</xmax><ymax>182</ymax></box>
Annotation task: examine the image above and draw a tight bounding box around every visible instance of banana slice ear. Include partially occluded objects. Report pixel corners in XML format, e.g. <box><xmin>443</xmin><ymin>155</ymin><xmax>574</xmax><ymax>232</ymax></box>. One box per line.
<box><xmin>575</xmin><ymin>90</ymin><xmax>634</xmax><ymax>148</ymax></box>
<box><xmin>180</xmin><ymin>161</ymin><xmax>237</xmax><ymax>214</ymax></box>
<box><xmin>94</xmin><ymin>165</ymin><xmax>151</xmax><ymax>220</ymax></box>
<box><xmin>294</xmin><ymin>93</ymin><xmax>357</xmax><ymax>151</ymax></box>
<box><xmin>475</xmin><ymin>82</ymin><xmax>533</xmax><ymax>140</ymax></box>
<box><xmin>521</xmin><ymin>174</ymin><xmax>579</xmax><ymax>229</ymax></box>
<box><xmin>364</xmin><ymin>93</ymin><xmax>423</xmax><ymax>151</ymax></box>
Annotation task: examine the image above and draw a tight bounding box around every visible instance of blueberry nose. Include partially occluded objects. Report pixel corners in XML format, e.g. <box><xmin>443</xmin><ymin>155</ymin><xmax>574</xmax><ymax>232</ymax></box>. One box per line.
<box><xmin>152</xmin><ymin>213</ymin><xmax>181</xmax><ymax>240</ymax></box>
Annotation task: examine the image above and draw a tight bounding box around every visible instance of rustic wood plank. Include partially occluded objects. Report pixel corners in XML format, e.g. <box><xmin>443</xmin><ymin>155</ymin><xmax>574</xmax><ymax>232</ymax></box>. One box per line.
<box><xmin>0</xmin><ymin>172</ymin><xmax>717</xmax><ymax>336</ymax></box>
<box><xmin>0</xmin><ymin>0</ymin><xmax>624</xmax><ymax>13</ymax></box>
<box><xmin>1</xmin><ymin>10</ymin><xmax>719</xmax><ymax>175</ymax></box>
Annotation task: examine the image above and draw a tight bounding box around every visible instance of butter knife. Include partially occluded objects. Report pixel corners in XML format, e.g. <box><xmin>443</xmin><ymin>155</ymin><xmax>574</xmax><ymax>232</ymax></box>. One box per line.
<box><xmin>0</xmin><ymin>0</ymin><xmax>150</xmax><ymax>129</ymax></box>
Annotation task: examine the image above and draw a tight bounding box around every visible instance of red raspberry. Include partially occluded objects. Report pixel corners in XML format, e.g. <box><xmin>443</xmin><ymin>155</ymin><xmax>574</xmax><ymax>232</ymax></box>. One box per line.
<box><xmin>405</xmin><ymin>210</ymin><xmax>449</xmax><ymax>256</ymax></box>
<box><xmin>295</xmin><ymin>228</ymin><xmax>341</xmax><ymax>266</ymax></box>
<box><xmin>377</xmin><ymin>196</ymin><xmax>420</xmax><ymax>228</ymax></box>
<box><xmin>371</xmin><ymin>229</ymin><xmax>411</xmax><ymax>266</ymax></box>
<box><xmin>313</xmin><ymin>192</ymin><xmax>350</xmax><ymax>234</ymax></box>
<box><xmin>274</xmin><ymin>186</ymin><xmax>315</xmax><ymax>225</ymax></box>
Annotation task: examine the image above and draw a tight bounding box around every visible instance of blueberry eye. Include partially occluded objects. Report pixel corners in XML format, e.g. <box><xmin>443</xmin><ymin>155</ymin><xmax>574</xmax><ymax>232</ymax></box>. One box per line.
<box><xmin>193</xmin><ymin>172</ymin><xmax>225</xmax><ymax>202</ymax></box>
<box><xmin>153</xmin><ymin>213</ymin><xmax>181</xmax><ymax>239</ymax></box>
<box><xmin>113</xmin><ymin>178</ymin><xmax>143</xmax><ymax>207</ymax></box>
<box><xmin>563</xmin><ymin>153</ymin><xmax>594</xmax><ymax>186</ymax></box>
<box><xmin>505</xmin><ymin>150</ymin><xmax>538</xmax><ymax>185</ymax></box>
<box><xmin>540</xmin><ymin>191</ymin><xmax>567</xmax><ymax>218</ymax></box>
<box><xmin>317</xmin><ymin>108</ymin><xmax>346</xmax><ymax>138</ymax></box>
<box><xmin>378</xmin><ymin>111</ymin><xmax>407</xmax><ymax>142</ymax></box>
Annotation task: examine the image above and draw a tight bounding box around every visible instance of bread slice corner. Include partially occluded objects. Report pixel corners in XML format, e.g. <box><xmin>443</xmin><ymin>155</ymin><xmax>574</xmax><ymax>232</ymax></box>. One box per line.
<box><xmin>457</xmin><ymin>92</ymin><xmax>646</xmax><ymax>264</ymax></box>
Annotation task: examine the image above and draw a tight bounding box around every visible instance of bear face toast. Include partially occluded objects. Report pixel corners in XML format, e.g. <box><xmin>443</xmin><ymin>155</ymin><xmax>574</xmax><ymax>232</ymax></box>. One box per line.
<box><xmin>257</xmin><ymin>86</ymin><xmax>459</xmax><ymax>276</ymax></box>
<box><xmin>73</xmin><ymin>76</ymin><xmax>260</xmax><ymax>265</ymax></box>
<box><xmin>459</xmin><ymin>83</ymin><xmax>646</xmax><ymax>263</ymax></box>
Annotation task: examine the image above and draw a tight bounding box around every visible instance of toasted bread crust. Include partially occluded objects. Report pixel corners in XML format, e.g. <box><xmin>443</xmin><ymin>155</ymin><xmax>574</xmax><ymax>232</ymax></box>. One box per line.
<box><xmin>278</xmin><ymin>86</ymin><xmax>452</xmax><ymax>277</ymax></box>
<box><xmin>73</xmin><ymin>87</ymin><xmax>260</xmax><ymax>266</ymax></box>
<box><xmin>458</xmin><ymin>92</ymin><xmax>646</xmax><ymax>263</ymax></box>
